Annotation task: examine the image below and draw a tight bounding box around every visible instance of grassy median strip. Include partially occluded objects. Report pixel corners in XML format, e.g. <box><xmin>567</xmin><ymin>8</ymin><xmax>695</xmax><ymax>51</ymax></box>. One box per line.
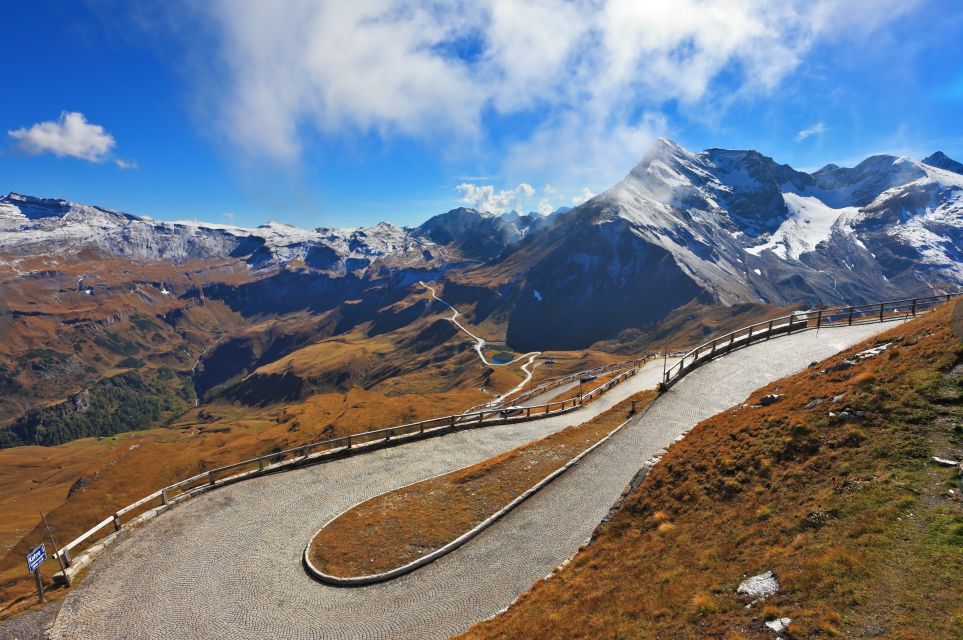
<box><xmin>308</xmin><ymin>387</ymin><xmax>658</xmax><ymax>578</ymax></box>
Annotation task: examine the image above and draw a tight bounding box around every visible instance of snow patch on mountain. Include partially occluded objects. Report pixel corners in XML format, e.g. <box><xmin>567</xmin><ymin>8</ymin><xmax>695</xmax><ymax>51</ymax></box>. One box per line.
<box><xmin>747</xmin><ymin>193</ymin><xmax>859</xmax><ymax>260</ymax></box>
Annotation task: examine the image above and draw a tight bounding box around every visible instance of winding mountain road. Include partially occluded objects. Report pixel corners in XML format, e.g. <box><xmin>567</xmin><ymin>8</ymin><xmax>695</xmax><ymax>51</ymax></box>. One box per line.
<box><xmin>49</xmin><ymin>322</ymin><xmax>891</xmax><ymax>640</ymax></box>
<box><xmin>420</xmin><ymin>281</ymin><xmax>541</xmax><ymax>405</ymax></box>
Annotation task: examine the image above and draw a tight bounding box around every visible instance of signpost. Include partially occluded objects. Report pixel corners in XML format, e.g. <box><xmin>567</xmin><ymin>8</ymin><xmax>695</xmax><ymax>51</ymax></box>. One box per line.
<box><xmin>40</xmin><ymin>510</ymin><xmax>70</xmax><ymax>586</ymax></box>
<box><xmin>26</xmin><ymin>544</ymin><xmax>46</xmax><ymax>603</ymax></box>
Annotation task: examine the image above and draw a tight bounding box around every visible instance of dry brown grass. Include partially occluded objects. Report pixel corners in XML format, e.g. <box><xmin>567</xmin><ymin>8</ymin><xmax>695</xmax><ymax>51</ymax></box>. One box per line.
<box><xmin>308</xmin><ymin>388</ymin><xmax>658</xmax><ymax>578</ymax></box>
<box><xmin>0</xmin><ymin>380</ymin><xmax>494</xmax><ymax>615</ymax></box>
<box><xmin>461</xmin><ymin>306</ymin><xmax>963</xmax><ymax>640</ymax></box>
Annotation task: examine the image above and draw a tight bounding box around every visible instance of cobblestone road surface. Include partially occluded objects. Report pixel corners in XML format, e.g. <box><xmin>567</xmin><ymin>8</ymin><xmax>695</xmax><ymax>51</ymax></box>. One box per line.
<box><xmin>49</xmin><ymin>324</ymin><xmax>889</xmax><ymax>640</ymax></box>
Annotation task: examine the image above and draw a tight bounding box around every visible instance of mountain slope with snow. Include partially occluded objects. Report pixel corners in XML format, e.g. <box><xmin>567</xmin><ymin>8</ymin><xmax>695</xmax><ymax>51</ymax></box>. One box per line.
<box><xmin>2</xmin><ymin>139</ymin><xmax>961</xmax><ymax>350</ymax></box>
<box><xmin>454</xmin><ymin>138</ymin><xmax>963</xmax><ymax>349</ymax></box>
<box><xmin>0</xmin><ymin>193</ymin><xmax>441</xmax><ymax>275</ymax></box>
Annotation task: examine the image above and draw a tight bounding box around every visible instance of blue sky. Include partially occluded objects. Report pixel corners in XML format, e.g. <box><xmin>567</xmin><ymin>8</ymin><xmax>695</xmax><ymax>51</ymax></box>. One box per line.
<box><xmin>3</xmin><ymin>1</ymin><xmax>963</xmax><ymax>229</ymax></box>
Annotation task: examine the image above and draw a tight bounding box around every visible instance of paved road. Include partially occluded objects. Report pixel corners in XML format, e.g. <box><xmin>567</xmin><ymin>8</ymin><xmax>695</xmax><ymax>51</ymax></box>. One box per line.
<box><xmin>49</xmin><ymin>324</ymin><xmax>889</xmax><ymax>640</ymax></box>
<box><xmin>517</xmin><ymin>378</ymin><xmax>579</xmax><ymax>407</ymax></box>
<box><xmin>420</xmin><ymin>281</ymin><xmax>541</xmax><ymax>405</ymax></box>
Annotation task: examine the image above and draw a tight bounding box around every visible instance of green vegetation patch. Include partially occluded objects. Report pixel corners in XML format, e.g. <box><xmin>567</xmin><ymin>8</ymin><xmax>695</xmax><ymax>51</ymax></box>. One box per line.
<box><xmin>0</xmin><ymin>368</ymin><xmax>194</xmax><ymax>448</ymax></box>
<box><xmin>93</xmin><ymin>331</ymin><xmax>142</xmax><ymax>356</ymax></box>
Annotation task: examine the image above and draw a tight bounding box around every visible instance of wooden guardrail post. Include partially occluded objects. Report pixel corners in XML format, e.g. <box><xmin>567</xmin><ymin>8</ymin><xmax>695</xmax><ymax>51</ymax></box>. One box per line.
<box><xmin>161</xmin><ymin>488</ymin><xmax>170</xmax><ymax>506</ymax></box>
<box><xmin>208</xmin><ymin>471</ymin><xmax>215</xmax><ymax>486</ymax></box>
<box><xmin>816</xmin><ymin>310</ymin><xmax>822</xmax><ymax>328</ymax></box>
<box><xmin>112</xmin><ymin>513</ymin><xmax>122</xmax><ymax>532</ymax></box>
<box><xmin>911</xmin><ymin>298</ymin><xmax>917</xmax><ymax>316</ymax></box>
<box><xmin>766</xmin><ymin>319</ymin><xmax>773</xmax><ymax>339</ymax></box>
<box><xmin>848</xmin><ymin>307</ymin><xmax>854</xmax><ymax>325</ymax></box>
<box><xmin>879</xmin><ymin>302</ymin><xmax>885</xmax><ymax>321</ymax></box>
<box><xmin>258</xmin><ymin>458</ymin><xmax>265</xmax><ymax>473</ymax></box>
<box><xmin>787</xmin><ymin>314</ymin><xmax>794</xmax><ymax>333</ymax></box>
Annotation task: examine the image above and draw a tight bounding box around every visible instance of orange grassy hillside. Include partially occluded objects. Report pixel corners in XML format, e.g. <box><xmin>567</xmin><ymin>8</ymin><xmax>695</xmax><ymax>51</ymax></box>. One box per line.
<box><xmin>461</xmin><ymin>304</ymin><xmax>963</xmax><ymax>639</ymax></box>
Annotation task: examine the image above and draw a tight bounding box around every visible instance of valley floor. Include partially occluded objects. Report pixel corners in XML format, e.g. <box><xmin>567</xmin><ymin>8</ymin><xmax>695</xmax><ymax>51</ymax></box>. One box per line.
<box><xmin>41</xmin><ymin>322</ymin><xmax>890</xmax><ymax>639</ymax></box>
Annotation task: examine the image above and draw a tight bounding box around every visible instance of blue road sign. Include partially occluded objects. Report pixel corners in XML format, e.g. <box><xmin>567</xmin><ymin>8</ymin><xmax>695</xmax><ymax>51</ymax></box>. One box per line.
<box><xmin>26</xmin><ymin>544</ymin><xmax>46</xmax><ymax>573</ymax></box>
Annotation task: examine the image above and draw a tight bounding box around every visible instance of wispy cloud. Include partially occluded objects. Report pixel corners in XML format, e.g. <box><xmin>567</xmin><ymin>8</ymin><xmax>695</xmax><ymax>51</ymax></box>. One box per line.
<box><xmin>795</xmin><ymin>122</ymin><xmax>828</xmax><ymax>142</ymax></box>
<box><xmin>9</xmin><ymin>112</ymin><xmax>116</xmax><ymax>162</ymax></box>
<box><xmin>177</xmin><ymin>2</ymin><xmax>913</xmax><ymax>158</ymax></box>
<box><xmin>114</xmin><ymin>158</ymin><xmax>139</xmax><ymax>170</ymax></box>
<box><xmin>152</xmin><ymin>0</ymin><xmax>922</xmax><ymax>201</ymax></box>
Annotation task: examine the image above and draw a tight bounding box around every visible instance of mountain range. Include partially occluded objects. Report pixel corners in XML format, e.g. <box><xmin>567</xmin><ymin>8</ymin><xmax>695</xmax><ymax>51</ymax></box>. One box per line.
<box><xmin>2</xmin><ymin>138</ymin><xmax>962</xmax><ymax>351</ymax></box>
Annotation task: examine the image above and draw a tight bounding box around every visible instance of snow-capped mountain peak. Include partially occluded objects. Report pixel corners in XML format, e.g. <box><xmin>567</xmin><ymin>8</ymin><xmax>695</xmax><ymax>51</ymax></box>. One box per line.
<box><xmin>0</xmin><ymin>193</ymin><xmax>431</xmax><ymax>273</ymax></box>
<box><xmin>567</xmin><ymin>138</ymin><xmax>963</xmax><ymax>307</ymax></box>
<box><xmin>923</xmin><ymin>151</ymin><xmax>963</xmax><ymax>176</ymax></box>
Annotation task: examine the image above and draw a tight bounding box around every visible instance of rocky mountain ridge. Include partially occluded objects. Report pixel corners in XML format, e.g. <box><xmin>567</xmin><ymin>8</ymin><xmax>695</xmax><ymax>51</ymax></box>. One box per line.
<box><xmin>3</xmin><ymin>139</ymin><xmax>962</xmax><ymax>350</ymax></box>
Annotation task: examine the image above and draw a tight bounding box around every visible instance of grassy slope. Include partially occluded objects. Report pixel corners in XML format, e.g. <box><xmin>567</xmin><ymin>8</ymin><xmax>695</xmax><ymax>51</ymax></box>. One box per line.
<box><xmin>592</xmin><ymin>297</ymin><xmax>801</xmax><ymax>355</ymax></box>
<box><xmin>462</xmin><ymin>305</ymin><xmax>963</xmax><ymax>640</ymax></box>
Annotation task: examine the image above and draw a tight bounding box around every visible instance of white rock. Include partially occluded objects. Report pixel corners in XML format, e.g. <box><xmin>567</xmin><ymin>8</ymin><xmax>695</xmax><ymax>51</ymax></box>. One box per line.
<box><xmin>765</xmin><ymin>617</ymin><xmax>791</xmax><ymax>632</ymax></box>
<box><xmin>737</xmin><ymin>571</ymin><xmax>779</xmax><ymax>599</ymax></box>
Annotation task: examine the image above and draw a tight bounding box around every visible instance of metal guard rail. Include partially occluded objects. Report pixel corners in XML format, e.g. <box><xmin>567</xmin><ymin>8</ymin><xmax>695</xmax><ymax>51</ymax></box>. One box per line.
<box><xmin>660</xmin><ymin>292</ymin><xmax>962</xmax><ymax>391</ymax></box>
<box><xmin>50</xmin><ymin>366</ymin><xmax>643</xmax><ymax>573</ymax></box>
<box><xmin>50</xmin><ymin>290</ymin><xmax>961</xmax><ymax>577</ymax></box>
<box><xmin>495</xmin><ymin>357</ymin><xmax>652</xmax><ymax>407</ymax></box>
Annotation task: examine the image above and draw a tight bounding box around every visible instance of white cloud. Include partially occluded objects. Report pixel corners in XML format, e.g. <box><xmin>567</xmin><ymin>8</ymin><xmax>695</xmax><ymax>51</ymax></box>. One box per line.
<box><xmin>571</xmin><ymin>187</ymin><xmax>596</xmax><ymax>206</ymax></box>
<box><xmin>162</xmin><ymin>0</ymin><xmax>919</xmax><ymax>194</ymax></box>
<box><xmin>795</xmin><ymin>122</ymin><xmax>828</xmax><ymax>142</ymax></box>
<box><xmin>114</xmin><ymin>159</ymin><xmax>139</xmax><ymax>170</ymax></box>
<box><xmin>9</xmin><ymin>112</ymin><xmax>116</xmax><ymax>162</ymax></box>
<box><xmin>504</xmin><ymin>110</ymin><xmax>669</xmax><ymax>198</ymax></box>
<box><xmin>537</xmin><ymin>198</ymin><xmax>555</xmax><ymax>215</ymax></box>
<box><xmin>456</xmin><ymin>182</ymin><xmax>536</xmax><ymax>214</ymax></box>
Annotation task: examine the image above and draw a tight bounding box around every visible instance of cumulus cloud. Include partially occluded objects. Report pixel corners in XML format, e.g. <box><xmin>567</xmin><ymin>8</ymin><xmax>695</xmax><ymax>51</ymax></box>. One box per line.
<box><xmin>9</xmin><ymin>112</ymin><xmax>116</xmax><ymax>162</ymax></box>
<box><xmin>456</xmin><ymin>182</ymin><xmax>535</xmax><ymax>214</ymax></box>
<box><xmin>571</xmin><ymin>187</ymin><xmax>596</xmax><ymax>206</ymax></box>
<box><xmin>795</xmin><ymin>122</ymin><xmax>828</xmax><ymax>142</ymax></box>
